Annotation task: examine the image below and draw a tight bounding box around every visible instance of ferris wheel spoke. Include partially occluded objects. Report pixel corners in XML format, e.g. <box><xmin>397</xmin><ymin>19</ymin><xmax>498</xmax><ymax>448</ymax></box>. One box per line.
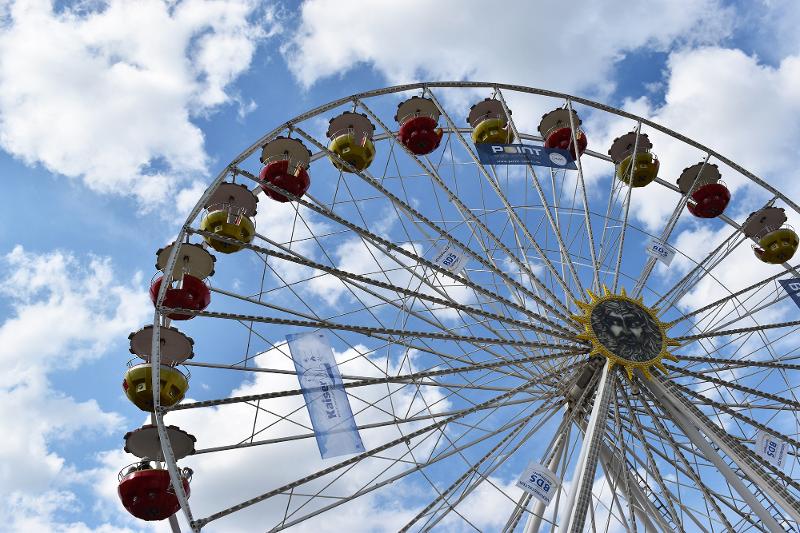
<box><xmin>665</xmin><ymin>377</ymin><xmax>800</xmax><ymax>456</ymax></box>
<box><xmin>669</xmin><ymin>263</ymin><xmax>800</xmax><ymax>329</ymax></box>
<box><xmin>610</xmin><ymin>123</ymin><xmax>643</xmax><ymax>294</ymax></box>
<box><xmin>245</xmin><ymin>168</ymin><xmax>578</xmax><ymax>340</ymax></box>
<box><xmin>616</xmin><ymin>382</ymin><xmax>684</xmax><ymax>528</ymax></box>
<box><xmin>595</xmin><ymin>169</ymin><xmax>625</xmax><ymax>268</ymax></box>
<box><xmin>674</xmin><ymin>319</ymin><xmax>800</xmax><ymax>343</ymax></box>
<box><xmin>632</xmin><ymin>382</ymin><xmax>736</xmax><ymax>531</ymax></box>
<box><xmin>671</xmin><ymin>352</ymin><xmax>800</xmax><ymax>373</ymax></box>
<box><xmin>494</xmin><ymin>88</ymin><xmax>587</xmax><ymax>300</ymax></box>
<box><xmin>401</xmin><ymin>399</ymin><xmax>560</xmax><ymax>531</ymax></box>
<box><xmin>667</xmin><ymin>363</ymin><xmax>800</xmax><ymax>409</ymax></box>
<box><xmin>645</xmin><ymin>375</ymin><xmax>800</xmax><ymax>526</ymax></box>
<box><xmin>693</xmin><ymin>293</ymin><xmax>796</xmax><ymax>341</ymax></box>
<box><xmin>170</xmin><ymin>350</ymin><xmax>581</xmax><ymax>412</ymax></box>
<box><xmin>162</xmin><ymin>308</ymin><xmax>586</xmax><ymax>353</ymax></box>
<box><xmin>654</xmin><ymin>228</ymin><xmax>746</xmax><ymax>312</ymax></box>
<box><xmin>562</xmin><ymin>99</ymin><xmax>601</xmax><ymax>293</ymax></box>
<box><xmin>288</xmin><ymin>126</ymin><xmax>580</xmax><ymax>332</ymax></box>
<box><xmin>425</xmin><ymin>88</ymin><xmax>581</xmax><ymax>312</ymax></box>
<box><xmin>194</xmin><ymin>364</ymin><xmax>580</xmax><ymax>528</ymax></box>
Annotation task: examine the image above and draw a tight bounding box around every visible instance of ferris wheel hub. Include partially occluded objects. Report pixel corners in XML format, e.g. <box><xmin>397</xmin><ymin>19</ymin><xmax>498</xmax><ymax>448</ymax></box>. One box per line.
<box><xmin>572</xmin><ymin>287</ymin><xmax>679</xmax><ymax>380</ymax></box>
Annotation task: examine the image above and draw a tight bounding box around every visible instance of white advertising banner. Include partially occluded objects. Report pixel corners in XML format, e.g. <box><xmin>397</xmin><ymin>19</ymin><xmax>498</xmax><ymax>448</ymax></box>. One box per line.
<box><xmin>755</xmin><ymin>430</ymin><xmax>789</xmax><ymax>469</ymax></box>
<box><xmin>516</xmin><ymin>461</ymin><xmax>559</xmax><ymax>506</ymax></box>
<box><xmin>645</xmin><ymin>237</ymin><xmax>677</xmax><ymax>266</ymax></box>
<box><xmin>431</xmin><ymin>243</ymin><xmax>469</xmax><ymax>274</ymax></box>
<box><xmin>287</xmin><ymin>332</ymin><xmax>365</xmax><ymax>459</ymax></box>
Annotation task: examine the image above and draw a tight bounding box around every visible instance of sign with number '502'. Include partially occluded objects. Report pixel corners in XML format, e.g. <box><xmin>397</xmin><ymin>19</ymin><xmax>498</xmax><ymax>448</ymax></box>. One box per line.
<box><xmin>516</xmin><ymin>461</ymin><xmax>559</xmax><ymax>505</ymax></box>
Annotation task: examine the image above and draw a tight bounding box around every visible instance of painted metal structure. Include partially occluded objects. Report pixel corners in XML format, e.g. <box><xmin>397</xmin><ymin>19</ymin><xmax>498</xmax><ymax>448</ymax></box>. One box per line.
<box><xmin>123</xmin><ymin>82</ymin><xmax>800</xmax><ymax>532</ymax></box>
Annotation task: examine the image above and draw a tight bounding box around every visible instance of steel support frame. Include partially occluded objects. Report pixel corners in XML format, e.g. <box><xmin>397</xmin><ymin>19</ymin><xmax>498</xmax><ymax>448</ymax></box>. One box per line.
<box><xmin>559</xmin><ymin>360</ymin><xmax>615</xmax><ymax>533</ymax></box>
<box><xmin>646</xmin><ymin>376</ymin><xmax>796</xmax><ymax>531</ymax></box>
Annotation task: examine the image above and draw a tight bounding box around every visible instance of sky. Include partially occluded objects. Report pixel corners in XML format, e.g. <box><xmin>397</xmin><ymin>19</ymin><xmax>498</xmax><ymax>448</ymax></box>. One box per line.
<box><xmin>1</xmin><ymin>0</ymin><xmax>800</xmax><ymax>532</ymax></box>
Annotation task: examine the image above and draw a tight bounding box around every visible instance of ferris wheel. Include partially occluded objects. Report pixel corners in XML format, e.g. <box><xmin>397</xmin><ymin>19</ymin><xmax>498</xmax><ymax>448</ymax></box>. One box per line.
<box><xmin>116</xmin><ymin>82</ymin><xmax>800</xmax><ymax>532</ymax></box>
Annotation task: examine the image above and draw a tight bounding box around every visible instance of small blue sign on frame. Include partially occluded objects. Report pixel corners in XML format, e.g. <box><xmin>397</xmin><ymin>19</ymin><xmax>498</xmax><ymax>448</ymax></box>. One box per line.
<box><xmin>779</xmin><ymin>278</ymin><xmax>800</xmax><ymax>309</ymax></box>
<box><xmin>476</xmin><ymin>143</ymin><xmax>577</xmax><ymax>169</ymax></box>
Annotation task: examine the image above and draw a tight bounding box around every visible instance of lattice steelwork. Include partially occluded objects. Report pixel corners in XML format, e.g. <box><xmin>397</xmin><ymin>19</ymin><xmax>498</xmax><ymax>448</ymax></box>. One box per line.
<box><xmin>147</xmin><ymin>82</ymin><xmax>800</xmax><ymax>532</ymax></box>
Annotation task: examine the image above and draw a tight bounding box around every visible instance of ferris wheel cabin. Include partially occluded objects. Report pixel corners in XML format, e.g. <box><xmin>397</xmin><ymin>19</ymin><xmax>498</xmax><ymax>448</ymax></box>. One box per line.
<box><xmin>676</xmin><ymin>162</ymin><xmax>731</xmax><ymax>218</ymax></box>
<box><xmin>118</xmin><ymin>425</ymin><xmax>196</xmax><ymax>521</ymax></box>
<box><xmin>467</xmin><ymin>98</ymin><xmax>513</xmax><ymax>144</ymax></box>
<box><xmin>609</xmin><ymin>131</ymin><xmax>659</xmax><ymax>187</ymax></box>
<box><xmin>395</xmin><ymin>96</ymin><xmax>443</xmax><ymax>155</ymax></box>
<box><xmin>124</xmin><ymin>323</ymin><xmax>194</xmax><ymax>412</ymax></box>
<box><xmin>538</xmin><ymin>107</ymin><xmax>588</xmax><ymax>159</ymax></box>
<box><xmin>326</xmin><ymin>111</ymin><xmax>376</xmax><ymax>172</ymax></box>
<box><xmin>199</xmin><ymin>182</ymin><xmax>258</xmax><ymax>253</ymax></box>
<box><xmin>743</xmin><ymin>206</ymin><xmax>799</xmax><ymax>264</ymax></box>
<box><xmin>259</xmin><ymin>136</ymin><xmax>312</xmax><ymax>202</ymax></box>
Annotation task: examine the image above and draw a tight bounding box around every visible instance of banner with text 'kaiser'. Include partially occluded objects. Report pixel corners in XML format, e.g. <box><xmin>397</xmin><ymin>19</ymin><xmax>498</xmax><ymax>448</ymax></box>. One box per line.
<box><xmin>287</xmin><ymin>331</ymin><xmax>365</xmax><ymax>459</ymax></box>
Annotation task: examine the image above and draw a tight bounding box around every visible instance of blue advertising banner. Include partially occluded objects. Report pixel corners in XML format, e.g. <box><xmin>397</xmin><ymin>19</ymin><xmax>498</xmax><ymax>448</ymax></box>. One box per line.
<box><xmin>287</xmin><ymin>331</ymin><xmax>365</xmax><ymax>459</ymax></box>
<box><xmin>779</xmin><ymin>278</ymin><xmax>800</xmax><ymax>309</ymax></box>
<box><xmin>475</xmin><ymin>143</ymin><xmax>577</xmax><ymax>169</ymax></box>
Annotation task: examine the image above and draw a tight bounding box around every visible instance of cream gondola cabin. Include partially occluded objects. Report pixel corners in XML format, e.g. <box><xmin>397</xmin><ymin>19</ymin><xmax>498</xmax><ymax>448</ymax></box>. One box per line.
<box><xmin>326</xmin><ymin>111</ymin><xmax>376</xmax><ymax>172</ymax></box>
<box><xmin>395</xmin><ymin>96</ymin><xmax>443</xmax><ymax>155</ymax></box>
<box><xmin>467</xmin><ymin>98</ymin><xmax>513</xmax><ymax>144</ymax></box>
<box><xmin>609</xmin><ymin>131</ymin><xmax>659</xmax><ymax>187</ymax></box>
<box><xmin>538</xmin><ymin>107</ymin><xmax>587</xmax><ymax>159</ymax></box>
<box><xmin>259</xmin><ymin>136</ymin><xmax>312</xmax><ymax>202</ymax></box>
<box><xmin>743</xmin><ymin>206</ymin><xmax>799</xmax><ymax>264</ymax></box>
<box><xmin>199</xmin><ymin>182</ymin><xmax>258</xmax><ymax>253</ymax></box>
<box><xmin>676</xmin><ymin>162</ymin><xmax>731</xmax><ymax>219</ymax></box>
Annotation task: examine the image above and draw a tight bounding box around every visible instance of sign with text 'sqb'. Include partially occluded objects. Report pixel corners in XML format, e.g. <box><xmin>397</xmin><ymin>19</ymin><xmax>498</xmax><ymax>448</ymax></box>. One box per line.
<box><xmin>516</xmin><ymin>461</ymin><xmax>559</xmax><ymax>505</ymax></box>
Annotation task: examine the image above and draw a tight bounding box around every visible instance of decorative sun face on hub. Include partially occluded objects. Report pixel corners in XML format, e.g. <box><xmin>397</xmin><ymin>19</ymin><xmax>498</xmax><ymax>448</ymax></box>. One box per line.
<box><xmin>573</xmin><ymin>287</ymin><xmax>679</xmax><ymax>379</ymax></box>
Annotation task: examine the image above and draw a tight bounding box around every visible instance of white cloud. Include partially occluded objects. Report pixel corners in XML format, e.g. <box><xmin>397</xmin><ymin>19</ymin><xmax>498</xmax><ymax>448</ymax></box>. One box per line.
<box><xmin>0</xmin><ymin>246</ymin><xmax>150</xmax><ymax>529</ymax></box>
<box><xmin>585</xmin><ymin>47</ymin><xmax>800</xmax><ymax>232</ymax></box>
<box><xmin>4</xmin><ymin>490</ymin><xmax>138</xmax><ymax>533</ymax></box>
<box><xmin>283</xmin><ymin>0</ymin><xmax>732</xmax><ymax>96</ymax></box>
<box><xmin>0</xmin><ymin>0</ymin><xmax>274</xmax><ymax>210</ymax></box>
